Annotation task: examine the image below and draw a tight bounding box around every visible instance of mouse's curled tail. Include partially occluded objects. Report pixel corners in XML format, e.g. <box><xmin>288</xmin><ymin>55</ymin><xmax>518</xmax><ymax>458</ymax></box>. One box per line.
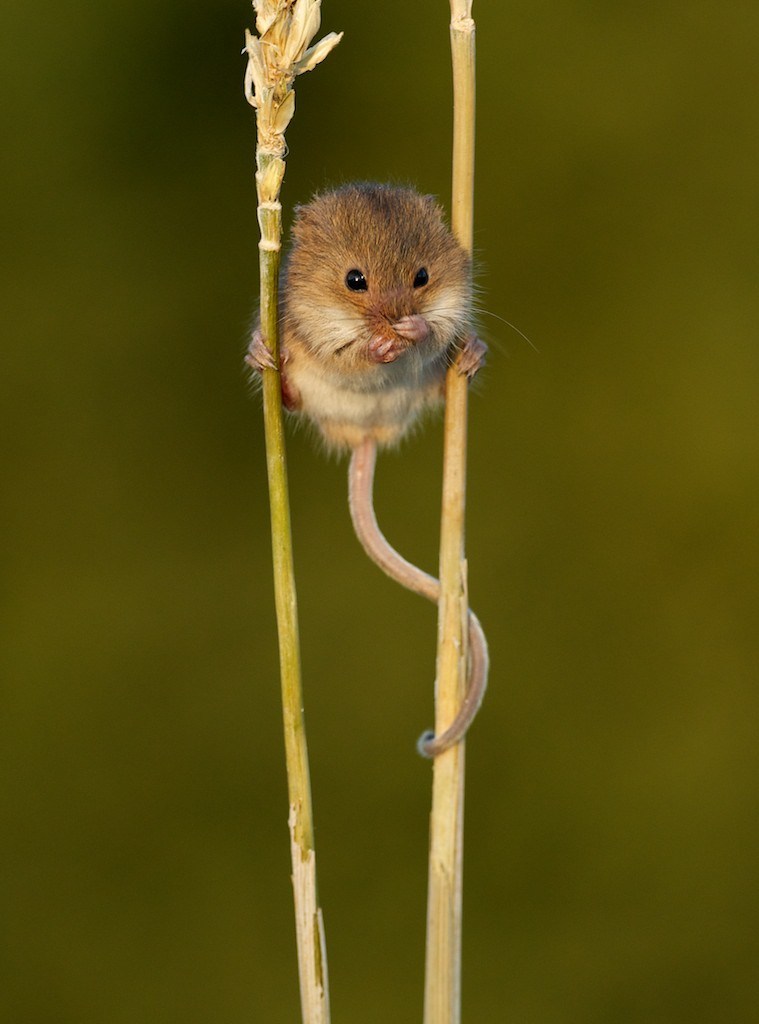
<box><xmin>348</xmin><ymin>436</ymin><xmax>488</xmax><ymax>757</ymax></box>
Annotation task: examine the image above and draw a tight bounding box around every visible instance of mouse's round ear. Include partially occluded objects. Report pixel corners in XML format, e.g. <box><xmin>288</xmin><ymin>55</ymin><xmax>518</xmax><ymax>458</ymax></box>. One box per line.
<box><xmin>290</xmin><ymin>190</ymin><xmax>334</xmax><ymax>239</ymax></box>
<box><xmin>421</xmin><ymin>193</ymin><xmax>446</xmax><ymax>222</ymax></box>
<box><xmin>290</xmin><ymin>199</ymin><xmax>319</xmax><ymax>242</ymax></box>
<box><xmin>291</xmin><ymin>202</ymin><xmax>309</xmax><ymax>227</ymax></box>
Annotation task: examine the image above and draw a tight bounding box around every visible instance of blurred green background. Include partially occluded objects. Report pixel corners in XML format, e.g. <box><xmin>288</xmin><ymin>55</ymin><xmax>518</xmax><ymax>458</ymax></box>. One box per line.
<box><xmin>3</xmin><ymin>1</ymin><xmax>758</xmax><ymax>1020</ymax></box>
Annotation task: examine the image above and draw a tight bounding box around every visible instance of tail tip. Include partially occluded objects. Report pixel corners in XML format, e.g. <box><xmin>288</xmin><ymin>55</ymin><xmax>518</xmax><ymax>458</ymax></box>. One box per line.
<box><xmin>416</xmin><ymin>729</ymin><xmax>436</xmax><ymax>759</ymax></box>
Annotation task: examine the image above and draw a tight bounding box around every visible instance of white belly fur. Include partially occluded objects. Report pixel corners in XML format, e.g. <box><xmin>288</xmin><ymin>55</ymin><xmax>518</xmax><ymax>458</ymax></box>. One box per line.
<box><xmin>288</xmin><ymin>347</ymin><xmax>447</xmax><ymax>448</ymax></box>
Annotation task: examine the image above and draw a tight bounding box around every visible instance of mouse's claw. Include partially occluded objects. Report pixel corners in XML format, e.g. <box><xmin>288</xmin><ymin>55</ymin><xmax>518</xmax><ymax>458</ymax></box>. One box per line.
<box><xmin>456</xmin><ymin>333</ymin><xmax>488</xmax><ymax>379</ymax></box>
<box><xmin>246</xmin><ymin>329</ymin><xmax>300</xmax><ymax>410</ymax></box>
<box><xmin>368</xmin><ymin>331</ymin><xmax>406</xmax><ymax>364</ymax></box>
<box><xmin>245</xmin><ymin>329</ymin><xmax>278</xmax><ymax>372</ymax></box>
<box><xmin>392</xmin><ymin>315</ymin><xmax>430</xmax><ymax>344</ymax></box>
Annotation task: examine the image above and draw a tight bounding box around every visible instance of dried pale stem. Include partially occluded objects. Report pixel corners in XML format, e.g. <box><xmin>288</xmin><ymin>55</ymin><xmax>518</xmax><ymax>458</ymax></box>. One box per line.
<box><xmin>257</xmin><ymin>152</ymin><xmax>330</xmax><ymax>1024</ymax></box>
<box><xmin>246</xmin><ymin>5</ymin><xmax>342</xmax><ymax>1021</ymax></box>
<box><xmin>424</xmin><ymin>3</ymin><xmax>475</xmax><ymax>1023</ymax></box>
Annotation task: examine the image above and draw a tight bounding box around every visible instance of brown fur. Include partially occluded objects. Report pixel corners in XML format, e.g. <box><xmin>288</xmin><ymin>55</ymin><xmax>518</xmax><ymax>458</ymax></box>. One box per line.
<box><xmin>278</xmin><ymin>183</ymin><xmax>472</xmax><ymax>449</ymax></box>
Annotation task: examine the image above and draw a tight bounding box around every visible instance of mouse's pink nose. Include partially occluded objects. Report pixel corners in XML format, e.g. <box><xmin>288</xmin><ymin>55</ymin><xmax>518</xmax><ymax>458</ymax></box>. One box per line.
<box><xmin>392</xmin><ymin>315</ymin><xmax>429</xmax><ymax>343</ymax></box>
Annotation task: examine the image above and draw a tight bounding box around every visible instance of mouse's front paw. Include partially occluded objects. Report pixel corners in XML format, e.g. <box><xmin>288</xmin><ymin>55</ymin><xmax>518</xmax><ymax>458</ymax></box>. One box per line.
<box><xmin>368</xmin><ymin>330</ymin><xmax>407</xmax><ymax>364</ymax></box>
<box><xmin>245</xmin><ymin>330</ymin><xmax>300</xmax><ymax>410</ymax></box>
<box><xmin>245</xmin><ymin>329</ymin><xmax>286</xmax><ymax>372</ymax></box>
<box><xmin>456</xmin><ymin>334</ymin><xmax>488</xmax><ymax>379</ymax></box>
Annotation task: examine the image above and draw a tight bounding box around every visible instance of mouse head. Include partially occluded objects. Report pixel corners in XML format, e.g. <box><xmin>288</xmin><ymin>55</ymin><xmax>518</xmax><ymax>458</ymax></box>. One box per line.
<box><xmin>285</xmin><ymin>183</ymin><xmax>472</xmax><ymax>360</ymax></box>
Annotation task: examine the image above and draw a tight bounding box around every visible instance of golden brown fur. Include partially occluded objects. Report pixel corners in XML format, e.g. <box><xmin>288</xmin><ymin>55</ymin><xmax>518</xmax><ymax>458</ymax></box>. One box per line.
<box><xmin>279</xmin><ymin>183</ymin><xmax>472</xmax><ymax>449</ymax></box>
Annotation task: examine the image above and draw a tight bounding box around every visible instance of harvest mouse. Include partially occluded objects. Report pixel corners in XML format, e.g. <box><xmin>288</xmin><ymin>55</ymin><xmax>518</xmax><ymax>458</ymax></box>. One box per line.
<box><xmin>247</xmin><ymin>182</ymin><xmax>488</xmax><ymax>756</ymax></box>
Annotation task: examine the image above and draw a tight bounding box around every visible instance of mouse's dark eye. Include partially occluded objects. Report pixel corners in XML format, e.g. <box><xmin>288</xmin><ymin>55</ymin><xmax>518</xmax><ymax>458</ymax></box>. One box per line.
<box><xmin>345</xmin><ymin>269</ymin><xmax>368</xmax><ymax>292</ymax></box>
<box><xmin>413</xmin><ymin>267</ymin><xmax>429</xmax><ymax>288</ymax></box>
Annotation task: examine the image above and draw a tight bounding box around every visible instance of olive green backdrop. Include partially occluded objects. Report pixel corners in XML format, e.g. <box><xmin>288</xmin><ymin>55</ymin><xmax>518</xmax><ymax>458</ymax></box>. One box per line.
<box><xmin>3</xmin><ymin>1</ymin><xmax>757</xmax><ymax>1021</ymax></box>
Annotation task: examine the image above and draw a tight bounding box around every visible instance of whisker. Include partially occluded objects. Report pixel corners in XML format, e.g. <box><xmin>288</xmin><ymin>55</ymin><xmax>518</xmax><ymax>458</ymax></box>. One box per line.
<box><xmin>474</xmin><ymin>309</ymin><xmax>539</xmax><ymax>353</ymax></box>
<box><xmin>276</xmin><ymin>304</ymin><xmax>538</xmax><ymax>356</ymax></box>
